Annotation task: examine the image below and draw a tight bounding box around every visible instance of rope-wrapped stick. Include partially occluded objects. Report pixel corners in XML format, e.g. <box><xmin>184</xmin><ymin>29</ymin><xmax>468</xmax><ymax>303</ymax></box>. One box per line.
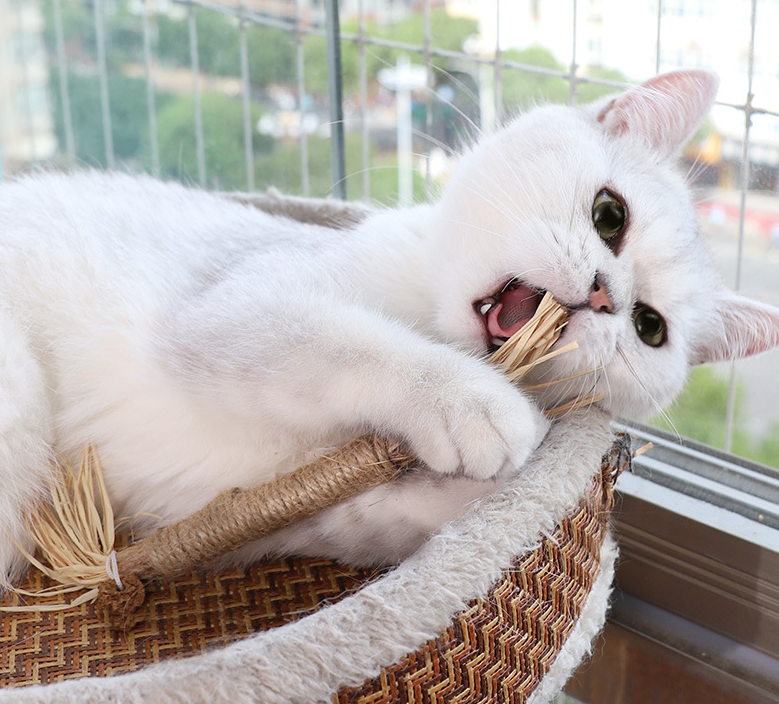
<box><xmin>115</xmin><ymin>436</ymin><xmax>413</xmax><ymax>582</ymax></box>
<box><xmin>7</xmin><ymin>293</ymin><xmax>596</xmax><ymax>624</ymax></box>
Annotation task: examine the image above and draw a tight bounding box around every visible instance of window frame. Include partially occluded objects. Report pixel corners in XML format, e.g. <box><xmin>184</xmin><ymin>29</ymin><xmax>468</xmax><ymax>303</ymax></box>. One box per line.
<box><xmin>612</xmin><ymin>422</ymin><xmax>779</xmax><ymax>685</ymax></box>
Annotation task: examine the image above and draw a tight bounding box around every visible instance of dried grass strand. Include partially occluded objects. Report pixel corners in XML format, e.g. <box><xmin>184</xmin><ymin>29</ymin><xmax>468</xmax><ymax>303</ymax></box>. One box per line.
<box><xmin>2</xmin><ymin>446</ymin><xmax>114</xmax><ymax>612</ymax></box>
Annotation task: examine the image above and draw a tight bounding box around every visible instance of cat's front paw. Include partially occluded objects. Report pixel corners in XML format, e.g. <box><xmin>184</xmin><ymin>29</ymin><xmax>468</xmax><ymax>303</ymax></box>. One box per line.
<box><xmin>395</xmin><ymin>354</ymin><xmax>549</xmax><ymax>481</ymax></box>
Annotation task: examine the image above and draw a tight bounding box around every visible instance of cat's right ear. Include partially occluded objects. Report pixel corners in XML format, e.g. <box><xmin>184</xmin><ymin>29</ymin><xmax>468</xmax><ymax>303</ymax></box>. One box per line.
<box><xmin>692</xmin><ymin>292</ymin><xmax>779</xmax><ymax>365</ymax></box>
<box><xmin>592</xmin><ymin>70</ymin><xmax>719</xmax><ymax>159</ymax></box>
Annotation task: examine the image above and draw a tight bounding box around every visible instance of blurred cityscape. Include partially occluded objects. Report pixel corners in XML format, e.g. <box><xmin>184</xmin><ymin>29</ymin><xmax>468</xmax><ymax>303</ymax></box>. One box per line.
<box><xmin>1</xmin><ymin>0</ymin><xmax>779</xmax><ymax>466</ymax></box>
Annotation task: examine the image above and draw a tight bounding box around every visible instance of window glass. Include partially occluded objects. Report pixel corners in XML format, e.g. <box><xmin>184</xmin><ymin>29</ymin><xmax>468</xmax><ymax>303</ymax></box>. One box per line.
<box><xmin>660</xmin><ymin>110</ymin><xmax>779</xmax><ymax>470</ymax></box>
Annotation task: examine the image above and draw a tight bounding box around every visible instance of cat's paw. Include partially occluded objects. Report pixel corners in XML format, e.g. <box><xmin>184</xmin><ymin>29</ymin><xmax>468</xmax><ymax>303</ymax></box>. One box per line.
<box><xmin>393</xmin><ymin>353</ymin><xmax>549</xmax><ymax>481</ymax></box>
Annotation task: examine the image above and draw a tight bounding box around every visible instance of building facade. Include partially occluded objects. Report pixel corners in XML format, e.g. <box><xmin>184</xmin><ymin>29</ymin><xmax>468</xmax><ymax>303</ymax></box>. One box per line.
<box><xmin>0</xmin><ymin>0</ymin><xmax>56</xmax><ymax>173</ymax></box>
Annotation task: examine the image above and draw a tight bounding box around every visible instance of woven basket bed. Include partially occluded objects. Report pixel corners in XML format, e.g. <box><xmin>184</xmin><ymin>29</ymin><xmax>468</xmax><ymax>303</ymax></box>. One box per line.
<box><xmin>0</xmin><ymin>194</ymin><xmax>625</xmax><ymax>704</ymax></box>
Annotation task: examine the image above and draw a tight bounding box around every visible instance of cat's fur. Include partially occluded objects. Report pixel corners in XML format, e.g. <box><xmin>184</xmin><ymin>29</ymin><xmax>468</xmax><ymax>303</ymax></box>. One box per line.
<box><xmin>1</xmin><ymin>70</ymin><xmax>778</xmax><ymax>583</ymax></box>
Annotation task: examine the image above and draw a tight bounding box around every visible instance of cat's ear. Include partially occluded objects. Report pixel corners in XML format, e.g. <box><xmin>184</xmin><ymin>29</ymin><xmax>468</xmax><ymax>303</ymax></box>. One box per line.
<box><xmin>594</xmin><ymin>70</ymin><xmax>719</xmax><ymax>158</ymax></box>
<box><xmin>693</xmin><ymin>292</ymin><xmax>779</xmax><ymax>364</ymax></box>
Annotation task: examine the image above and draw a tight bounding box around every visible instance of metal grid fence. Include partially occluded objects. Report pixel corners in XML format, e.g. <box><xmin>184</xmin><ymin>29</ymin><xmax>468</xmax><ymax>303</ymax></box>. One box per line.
<box><xmin>8</xmin><ymin>0</ymin><xmax>779</xmax><ymax>455</ymax></box>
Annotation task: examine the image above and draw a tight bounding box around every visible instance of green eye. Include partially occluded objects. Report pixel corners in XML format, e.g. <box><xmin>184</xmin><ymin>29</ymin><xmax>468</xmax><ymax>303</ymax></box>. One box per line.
<box><xmin>592</xmin><ymin>189</ymin><xmax>626</xmax><ymax>242</ymax></box>
<box><xmin>633</xmin><ymin>304</ymin><xmax>666</xmax><ymax>347</ymax></box>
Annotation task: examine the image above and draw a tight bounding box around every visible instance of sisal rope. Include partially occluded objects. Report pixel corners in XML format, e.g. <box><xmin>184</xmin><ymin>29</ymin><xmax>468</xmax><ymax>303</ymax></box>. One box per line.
<box><xmin>115</xmin><ymin>436</ymin><xmax>412</xmax><ymax>581</ymax></box>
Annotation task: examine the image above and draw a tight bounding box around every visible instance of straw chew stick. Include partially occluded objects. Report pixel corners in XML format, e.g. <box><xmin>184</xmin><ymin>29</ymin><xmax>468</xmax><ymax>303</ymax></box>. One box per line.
<box><xmin>489</xmin><ymin>292</ymin><xmax>571</xmax><ymax>376</ymax></box>
<box><xmin>116</xmin><ymin>436</ymin><xmax>413</xmax><ymax>581</ymax></box>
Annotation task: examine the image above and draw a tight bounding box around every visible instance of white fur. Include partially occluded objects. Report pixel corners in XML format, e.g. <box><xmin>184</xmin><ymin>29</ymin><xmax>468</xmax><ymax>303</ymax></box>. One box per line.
<box><xmin>0</xmin><ymin>70</ymin><xmax>777</xmax><ymax>582</ymax></box>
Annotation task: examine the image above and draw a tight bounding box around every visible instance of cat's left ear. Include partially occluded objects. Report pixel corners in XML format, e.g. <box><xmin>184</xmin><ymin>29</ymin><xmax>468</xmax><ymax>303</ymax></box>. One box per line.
<box><xmin>693</xmin><ymin>292</ymin><xmax>779</xmax><ymax>364</ymax></box>
<box><xmin>593</xmin><ymin>70</ymin><xmax>719</xmax><ymax>158</ymax></box>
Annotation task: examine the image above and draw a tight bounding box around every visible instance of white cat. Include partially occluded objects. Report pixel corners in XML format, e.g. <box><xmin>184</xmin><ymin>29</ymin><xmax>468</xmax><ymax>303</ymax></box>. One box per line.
<box><xmin>1</xmin><ymin>69</ymin><xmax>777</xmax><ymax>583</ymax></box>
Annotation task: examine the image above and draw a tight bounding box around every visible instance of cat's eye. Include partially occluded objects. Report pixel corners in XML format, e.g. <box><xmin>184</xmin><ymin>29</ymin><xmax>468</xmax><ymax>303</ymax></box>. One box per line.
<box><xmin>632</xmin><ymin>304</ymin><xmax>666</xmax><ymax>347</ymax></box>
<box><xmin>592</xmin><ymin>190</ymin><xmax>626</xmax><ymax>245</ymax></box>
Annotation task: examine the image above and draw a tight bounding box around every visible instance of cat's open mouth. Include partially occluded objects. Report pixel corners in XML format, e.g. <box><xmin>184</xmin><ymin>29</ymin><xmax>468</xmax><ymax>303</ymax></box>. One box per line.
<box><xmin>474</xmin><ymin>281</ymin><xmax>544</xmax><ymax>349</ymax></box>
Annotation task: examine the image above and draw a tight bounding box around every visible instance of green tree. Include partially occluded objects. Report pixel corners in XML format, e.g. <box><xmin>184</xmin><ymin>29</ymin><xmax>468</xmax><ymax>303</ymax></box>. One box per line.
<box><xmin>44</xmin><ymin>2</ymin><xmax>150</xmax><ymax>70</ymax></box>
<box><xmin>303</xmin><ymin>35</ymin><xmax>359</xmax><ymax>97</ymax></box>
<box><xmin>155</xmin><ymin>11</ymin><xmax>296</xmax><ymax>89</ymax></box>
<box><xmin>652</xmin><ymin>366</ymin><xmax>779</xmax><ymax>470</ymax></box>
<box><xmin>500</xmin><ymin>49</ymin><xmax>632</xmax><ymax>111</ymax></box>
<box><xmin>244</xmin><ymin>25</ymin><xmax>297</xmax><ymax>88</ymax></box>
<box><xmin>303</xmin><ymin>10</ymin><xmax>478</xmax><ymax>98</ymax></box>
<box><xmin>42</xmin><ymin>0</ymin><xmax>94</xmax><ymax>58</ymax></box>
<box><xmin>156</xmin><ymin>11</ymin><xmax>234</xmax><ymax>74</ymax></box>
<box><xmin>50</xmin><ymin>69</ymin><xmax>171</xmax><ymax>167</ymax></box>
<box><xmin>577</xmin><ymin>66</ymin><xmax>630</xmax><ymax>104</ymax></box>
<box><xmin>357</xmin><ymin>9</ymin><xmax>478</xmax><ymax>79</ymax></box>
<box><xmin>501</xmin><ymin>47</ymin><xmax>569</xmax><ymax>110</ymax></box>
<box><xmin>156</xmin><ymin>93</ymin><xmax>272</xmax><ymax>190</ymax></box>
<box><xmin>103</xmin><ymin>5</ymin><xmax>147</xmax><ymax>69</ymax></box>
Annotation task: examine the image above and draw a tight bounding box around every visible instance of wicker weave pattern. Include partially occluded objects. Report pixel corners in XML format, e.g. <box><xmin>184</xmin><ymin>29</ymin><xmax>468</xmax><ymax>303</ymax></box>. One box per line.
<box><xmin>1</xmin><ymin>558</ymin><xmax>377</xmax><ymax>687</ymax></box>
<box><xmin>333</xmin><ymin>438</ymin><xmax>626</xmax><ymax>704</ymax></box>
<box><xmin>0</xmin><ymin>439</ymin><xmax>625</xmax><ymax>697</ymax></box>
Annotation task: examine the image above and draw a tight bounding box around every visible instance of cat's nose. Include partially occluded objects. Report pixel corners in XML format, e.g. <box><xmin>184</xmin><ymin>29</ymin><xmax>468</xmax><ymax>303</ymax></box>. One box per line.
<box><xmin>589</xmin><ymin>275</ymin><xmax>614</xmax><ymax>314</ymax></box>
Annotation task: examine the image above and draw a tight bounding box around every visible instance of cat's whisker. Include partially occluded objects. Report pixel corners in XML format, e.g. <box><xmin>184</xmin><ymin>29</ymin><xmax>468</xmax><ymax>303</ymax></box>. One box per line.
<box><xmin>442</xmin><ymin>135</ymin><xmax>562</xmax><ymax>246</ymax></box>
<box><xmin>563</xmin><ymin>371</ymin><xmax>592</xmax><ymax>416</ymax></box>
<box><xmin>597</xmin><ymin>363</ymin><xmax>612</xmax><ymax>409</ymax></box>
<box><xmin>424</xmin><ymin>64</ymin><xmax>492</xmax><ymax>146</ymax></box>
<box><xmin>543</xmin><ymin>369</ymin><xmax>603</xmax><ymax>419</ymax></box>
<box><xmin>684</xmin><ymin>149</ymin><xmax>707</xmax><ymax>187</ymax></box>
<box><xmin>501</xmin><ymin>268</ymin><xmax>548</xmax><ymax>290</ymax></box>
<box><xmin>523</xmin><ymin>366</ymin><xmax>603</xmax><ymax>391</ymax></box>
<box><xmin>616</xmin><ymin>346</ymin><xmax>682</xmax><ymax>442</ymax></box>
<box><xmin>489</xmin><ymin>159</ymin><xmax>551</xmax><ymax>230</ymax></box>
<box><xmin>427</xmin><ymin>63</ymin><xmax>482</xmax><ymax>121</ymax></box>
<box><xmin>478</xmin><ymin>145</ymin><xmax>560</xmax><ymax>234</ymax></box>
<box><xmin>409</xmin><ymin>128</ymin><xmax>460</xmax><ymax>158</ymax></box>
<box><xmin>329</xmin><ymin>157</ymin><xmax>440</xmax><ymax>206</ymax></box>
<box><xmin>404</xmin><ymin>101</ymin><xmax>541</xmax><ymax>232</ymax></box>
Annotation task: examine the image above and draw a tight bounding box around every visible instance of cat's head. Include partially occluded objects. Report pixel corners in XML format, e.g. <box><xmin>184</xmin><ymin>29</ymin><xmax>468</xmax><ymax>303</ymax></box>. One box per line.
<box><xmin>428</xmin><ymin>70</ymin><xmax>779</xmax><ymax>418</ymax></box>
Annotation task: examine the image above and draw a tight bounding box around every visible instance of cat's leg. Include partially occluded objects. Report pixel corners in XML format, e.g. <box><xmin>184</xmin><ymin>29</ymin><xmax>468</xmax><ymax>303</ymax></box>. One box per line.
<box><xmin>161</xmin><ymin>274</ymin><xmax>548</xmax><ymax>482</ymax></box>
<box><xmin>0</xmin><ymin>310</ymin><xmax>54</xmax><ymax>587</ymax></box>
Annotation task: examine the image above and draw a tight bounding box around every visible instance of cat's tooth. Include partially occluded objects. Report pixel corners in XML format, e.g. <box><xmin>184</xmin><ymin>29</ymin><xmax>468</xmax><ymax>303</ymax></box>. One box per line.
<box><xmin>480</xmin><ymin>302</ymin><xmax>493</xmax><ymax>315</ymax></box>
<box><xmin>492</xmin><ymin>336</ymin><xmax>507</xmax><ymax>347</ymax></box>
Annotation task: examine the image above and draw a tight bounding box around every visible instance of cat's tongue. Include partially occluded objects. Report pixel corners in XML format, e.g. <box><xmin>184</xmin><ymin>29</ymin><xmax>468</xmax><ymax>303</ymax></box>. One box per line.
<box><xmin>486</xmin><ymin>286</ymin><xmax>542</xmax><ymax>339</ymax></box>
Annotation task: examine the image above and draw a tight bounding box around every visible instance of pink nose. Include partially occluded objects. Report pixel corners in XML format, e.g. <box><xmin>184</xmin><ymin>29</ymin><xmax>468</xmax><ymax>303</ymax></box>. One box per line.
<box><xmin>589</xmin><ymin>279</ymin><xmax>614</xmax><ymax>313</ymax></box>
